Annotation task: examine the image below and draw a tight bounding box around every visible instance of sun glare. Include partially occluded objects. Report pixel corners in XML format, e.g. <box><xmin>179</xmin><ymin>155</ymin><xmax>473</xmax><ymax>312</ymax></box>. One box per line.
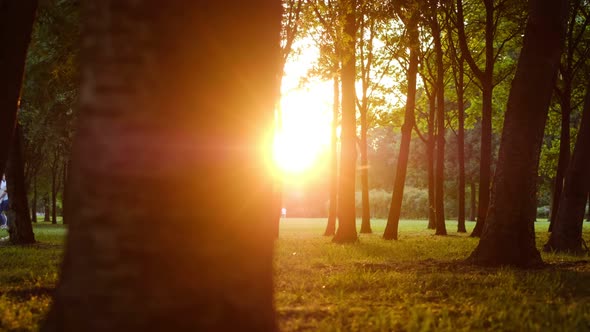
<box><xmin>273</xmin><ymin>83</ymin><xmax>332</xmax><ymax>177</ymax></box>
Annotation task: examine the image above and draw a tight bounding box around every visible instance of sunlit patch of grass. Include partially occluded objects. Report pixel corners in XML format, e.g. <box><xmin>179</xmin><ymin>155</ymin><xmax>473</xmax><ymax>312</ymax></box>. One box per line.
<box><xmin>276</xmin><ymin>218</ymin><xmax>590</xmax><ymax>331</ymax></box>
<box><xmin>0</xmin><ymin>224</ymin><xmax>64</xmax><ymax>331</ymax></box>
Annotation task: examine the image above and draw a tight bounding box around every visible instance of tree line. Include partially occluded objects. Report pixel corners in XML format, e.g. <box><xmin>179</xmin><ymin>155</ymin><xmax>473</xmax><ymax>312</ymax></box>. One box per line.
<box><xmin>279</xmin><ymin>0</ymin><xmax>590</xmax><ymax>249</ymax></box>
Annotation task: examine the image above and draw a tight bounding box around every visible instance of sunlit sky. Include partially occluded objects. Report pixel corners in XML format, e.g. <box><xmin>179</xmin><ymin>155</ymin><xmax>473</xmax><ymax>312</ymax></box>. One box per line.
<box><xmin>273</xmin><ymin>42</ymin><xmax>333</xmax><ymax>177</ymax></box>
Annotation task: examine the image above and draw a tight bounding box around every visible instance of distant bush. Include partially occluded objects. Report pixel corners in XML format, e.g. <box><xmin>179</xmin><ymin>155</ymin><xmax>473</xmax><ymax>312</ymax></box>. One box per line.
<box><xmin>355</xmin><ymin>187</ymin><xmax>429</xmax><ymax>219</ymax></box>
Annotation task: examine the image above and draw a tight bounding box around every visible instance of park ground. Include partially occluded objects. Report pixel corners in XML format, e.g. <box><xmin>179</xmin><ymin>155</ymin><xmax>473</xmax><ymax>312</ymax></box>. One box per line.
<box><xmin>0</xmin><ymin>219</ymin><xmax>589</xmax><ymax>331</ymax></box>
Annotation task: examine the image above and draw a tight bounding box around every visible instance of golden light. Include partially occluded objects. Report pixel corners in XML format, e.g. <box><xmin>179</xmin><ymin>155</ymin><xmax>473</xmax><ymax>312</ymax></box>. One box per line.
<box><xmin>272</xmin><ymin>83</ymin><xmax>332</xmax><ymax>177</ymax></box>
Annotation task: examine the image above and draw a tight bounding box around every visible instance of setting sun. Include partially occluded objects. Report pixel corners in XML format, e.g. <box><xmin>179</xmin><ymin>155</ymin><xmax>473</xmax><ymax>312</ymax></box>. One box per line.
<box><xmin>272</xmin><ymin>82</ymin><xmax>333</xmax><ymax>176</ymax></box>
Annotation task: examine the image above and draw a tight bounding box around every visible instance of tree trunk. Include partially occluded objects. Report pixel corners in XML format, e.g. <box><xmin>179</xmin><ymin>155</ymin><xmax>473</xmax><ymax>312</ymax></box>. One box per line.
<box><xmin>51</xmin><ymin>160</ymin><xmax>59</xmax><ymax>224</ymax></box>
<box><xmin>41</xmin><ymin>1</ymin><xmax>281</xmax><ymax>331</ymax></box>
<box><xmin>457</xmin><ymin>59</ymin><xmax>467</xmax><ymax>233</ymax></box>
<box><xmin>62</xmin><ymin>160</ymin><xmax>69</xmax><ymax>225</ymax></box>
<box><xmin>544</xmin><ymin>84</ymin><xmax>590</xmax><ymax>253</ymax></box>
<box><xmin>470</xmin><ymin>181</ymin><xmax>477</xmax><ymax>221</ymax></box>
<box><xmin>31</xmin><ymin>175</ymin><xmax>37</xmax><ymax>223</ymax></box>
<box><xmin>586</xmin><ymin>192</ymin><xmax>590</xmax><ymax>221</ymax></box>
<box><xmin>468</xmin><ymin>0</ymin><xmax>568</xmax><ymax>267</ymax></box>
<box><xmin>471</xmin><ymin>81</ymin><xmax>493</xmax><ymax>237</ymax></box>
<box><xmin>383</xmin><ymin>14</ymin><xmax>418</xmax><ymax>240</ymax></box>
<box><xmin>432</xmin><ymin>7</ymin><xmax>447</xmax><ymax>236</ymax></box>
<box><xmin>359</xmin><ymin>108</ymin><xmax>371</xmax><ymax>233</ymax></box>
<box><xmin>0</xmin><ymin>1</ymin><xmax>37</xmax><ymax>174</ymax></box>
<box><xmin>6</xmin><ymin>125</ymin><xmax>35</xmax><ymax>244</ymax></box>
<box><xmin>325</xmin><ymin>72</ymin><xmax>339</xmax><ymax>236</ymax></box>
<box><xmin>548</xmin><ymin>89</ymin><xmax>571</xmax><ymax>230</ymax></box>
<box><xmin>333</xmin><ymin>0</ymin><xmax>358</xmax><ymax>243</ymax></box>
<box><xmin>43</xmin><ymin>196</ymin><xmax>50</xmax><ymax>222</ymax></box>
<box><xmin>427</xmin><ymin>94</ymin><xmax>436</xmax><ymax>229</ymax></box>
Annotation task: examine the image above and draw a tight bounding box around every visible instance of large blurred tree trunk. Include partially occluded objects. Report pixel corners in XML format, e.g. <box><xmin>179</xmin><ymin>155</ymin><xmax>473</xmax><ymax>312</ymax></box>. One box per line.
<box><xmin>468</xmin><ymin>0</ymin><xmax>568</xmax><ymax>267</ymax></box>
<box><xmin>0</xmin><ymin>1</ymin><xmax>38</xmax><ymax>173</ymax></box>
<box><xmin>383</xmin><ymin>13</ymin><xmax>418</xmax><ymax>240</ymax></box>
<box><xmin>41</xmin><ymin>1</ymin><xmax>281</xmax><ymax>331</ymax></box>
<box><xmin>6</xmin><ymin>124</ymin><xmax>35</xmax><ymax>244</ymax></box>
<box><xmin>544</xmin><ymin>84</ymin><xmax>590</xmax><ymax>253</ymax></box>
<box><xmin>334</xmin><ymin>0</ymin><xmax>358</xmax><ymax>243</ymax></box>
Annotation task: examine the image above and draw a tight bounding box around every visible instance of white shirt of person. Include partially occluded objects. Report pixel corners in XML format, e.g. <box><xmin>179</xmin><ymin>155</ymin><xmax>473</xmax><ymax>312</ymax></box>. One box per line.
<box><xmin>0</xmin><ymin>180</ymin><xmax>7</xmax><ymax>202</ymax></box>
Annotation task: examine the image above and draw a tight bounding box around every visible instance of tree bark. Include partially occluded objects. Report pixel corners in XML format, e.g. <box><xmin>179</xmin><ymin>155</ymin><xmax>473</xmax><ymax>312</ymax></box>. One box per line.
<box><xmin>41</xmin><ymin>1</ymin><xmax>281</xmax><ymax>331</ymax></box>
<box><xmin>0</xmin><ymin>1</ymin><xmax>38</xmax><ymax>174</ymax></box>
<box><xmin>468</xmin><ymin>0</ymin><xmax>568</xmax><ymax>267</ymax></box>
<box><xmin>469</xmin><ymin>181</ymin><xmax>477</xmax><ymax>221</ymax></box>
<box><xmin>6</xmin><ymin>125</ymin><xmax>35</xmax><ymax>244</ymax></box>
<box><xmin>51</xmin><ymin>158</ymin><xmax>59</xmax><ymax>224</ymax></box>
<box><xmin>544</xmin><ymin>84</ymin><xmax>590</xmax><ymax>253</ymax></box>
<box><xmin>432</xmin><ymin>5</ymin><xmax>447</xmax><ymax>236</ymax></box>
<box><xmin>325</xmin><ymin>71</ymin><xmax>339</xmax><ymax>236</ymax></box>
<box><xmin>31</xmin><ymin>175</ymin><xmax>37</xmax><ymax>223</ymax></box>
<box><xmin>43</xmin><ymin>196</ymin><xmax>50</xmax><ymax>222</ymax></box>
<box><xmin>383</xmin><ymin>14</ymin><xmax>418</xmax><ymax>240</ymax></box>
<box><xmin>548</xmin><ymin>93</ymin><xmax>571</xmax><ymax>230</ymax></box>
<box><xmin>333</xmin><ymin>0</ymin><xmax>358</xmax><ymax>243</ymax></box>
<box><xmin>427</xmin><ymin>94</ymin><xmax>436</xmax><ymax>229</ymax></box>
<box><xmin>456</xmin><ymin>60</ymin><xmax>467</xmax><ymax>233</ymax></box>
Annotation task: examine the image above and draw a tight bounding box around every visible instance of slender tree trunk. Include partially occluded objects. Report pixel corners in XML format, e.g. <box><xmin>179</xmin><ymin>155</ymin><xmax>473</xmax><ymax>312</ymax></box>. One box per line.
<box><xmin>468</xmin><ymin>0</ymin><xmax>568</xmax><ymax>267</ymax></box>
<box><xmin>51</xmin><ymin>162</ymin><xmax>58</xmax><ymax>224</ymax></box>
<box><xmin>41</xmin><ymin>2</ymin><xmax>281</xmax><ymax>331</ymax></box>
<box><xmin>457</xmin><ymin>61</ymin><xmax>467</xmax><ymax>233</ymax></box>
<box><xmin>325</xmin><ymin>72</ymin><xmax>339</xmax><ymax>236</ymax></box>
<box><xmin>548</xmin><ymin>83</ymin><xmax>572</xmax><ymax>230</ymax></box>
<box><xmin>0</xmin><ymin>1</ymin><xmax>37</xmax><ymax>174</ymax></box>
<box><xmin>544</xmin><ymin>84</ymin><xmax>590</xmax><ymax>253</ymax></box>
<box><xmin>470</xmin><ymin>181</ymin><xmax>477</xmax><ymax>221</ymax></box>
<box><xmin>383</xmin><ymin>15</ymin><xmax>418</xmax><ymax>240</ymax></box>
<box><xmin>427</xmin><ymin>94</ymin><xmax>436</xmax><ymax>229</ymax></box>
<box><xmin>62</xmin><ymin>160</ymin><xmax>69</xmax><ymax>225</ymax></box>
<box><xmin>586</xmin><ymin>192</ymin><xmax>590</xmax><ymax>221</ymax></box>
<box><xmin>44</xmin><ymin>196</ymin><xmax>50</xmax><ymax>222</ymax></box>
<box><xmin>333</xmin><ymin>0</ymin><xmax>358</xmax><ymax>243</ymax></box>
<box><xmin>31</xmin><ymin>175</ymin><xmax>37</xmax><ymax>223</ymax></box>
<box><xmin>6</xmin><ymin>125</ymin><xmax>35</xmax><ymax>244</ymax></box>
<box><xmin>432</xmin><ymin>8</ymin><xmax>447</xmax><ymax>236</ymax></box>
<box><xmin>359</xmin><ymin>106</ymin><xmax>371</xmax><ymax>233</ymax></box>
<box><xmin>471</xmin><ymin>86</ymin><xmax>493</xmax><ymax>237</ymax></box>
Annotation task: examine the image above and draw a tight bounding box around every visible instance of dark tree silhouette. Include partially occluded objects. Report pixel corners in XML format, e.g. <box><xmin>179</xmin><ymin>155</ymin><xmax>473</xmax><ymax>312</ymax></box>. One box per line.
<box><xmin>6</xmin><ymin>124</ymin><xmax>35</xmax><ymax>244</ymax></box>
<box><xmin>544</xmin><ymin>84</ymin><xmax>590</xmax><ymax>253</ymax></box>
<box><xmin>383</xmin><ymin>11</ymin><xmax>419</xmax><ymax>241</ymax></box>
<box><xmin>0</xmin><ymin>1</ymin><xmax>38</xmax><ymax>173</ymax></box>
<box><xmin>468</xmin><ymin>0</ymin><xmax>568</xmax><ymax>267</ymax></box>
<box><xmin>42</xmin><ymin>1</ymin><xmax>281</xmax><ymax>330</ymax></box>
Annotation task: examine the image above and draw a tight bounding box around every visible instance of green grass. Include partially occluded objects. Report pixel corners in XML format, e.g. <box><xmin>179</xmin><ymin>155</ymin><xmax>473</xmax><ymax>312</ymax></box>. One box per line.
<box><xmin>0</xmin><ymin>219</ymin><xmax>589</xmax><ymax>331</ymax></box>
<box><xmin>276</xmin><ymin>219</ymin><xmax>590</xmax><ymax>331</ymax></box>
<box><xmin>0</xmin><ymin>223</ymin><xmax>65</xmax><ymax>331</ymax></box>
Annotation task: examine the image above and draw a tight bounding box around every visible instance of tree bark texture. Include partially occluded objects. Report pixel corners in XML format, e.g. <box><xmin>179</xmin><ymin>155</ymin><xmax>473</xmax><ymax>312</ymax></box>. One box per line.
<box><xmin>41</xmin><ymin>1</ymin><xmax>281</xmax><ymax>331</ymax></box>
<box><xmin>468</xmin><ymin>0</ymin><xmax>568</xmax><ymax>267</ymax></box>
<box><xmin>0</xmin><ymin>1</ymin><xmax>37</xmax><ymax>174</ymax></box>
<box><xmin>31</xmin><ymin>175</ymin><xmax>37</xmax><ymax>223</ymax></box>
<box><xmin>334</xmin><ymin>0</ymin><xmax>358</xmax><ymax>243</ymax></box>
<box><xmin>383</xmin><ymin>15</ymin><xmax>418</xmax><ymax>240</ymax></box>
<box><xmin>325</xmin><ymin>72</ymin><xmax>339</xmax><ymax>236</ymax></box>
<box><xmin>6</xmin><ymin>125</ymin><xmax>35</xmax><ymax>244</ymax></box>
<box><xmin>544</xmin><ymin>84</ymin><xmax>590</xmax><ymax>253</ymax></box>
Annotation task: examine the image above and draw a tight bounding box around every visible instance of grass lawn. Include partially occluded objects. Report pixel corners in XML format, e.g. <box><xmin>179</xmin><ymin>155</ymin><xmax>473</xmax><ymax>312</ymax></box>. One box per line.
<box><xmin>0</xmin><ymin>219</ymin><xmax>589</xmax><ymax>331</ymax></box>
